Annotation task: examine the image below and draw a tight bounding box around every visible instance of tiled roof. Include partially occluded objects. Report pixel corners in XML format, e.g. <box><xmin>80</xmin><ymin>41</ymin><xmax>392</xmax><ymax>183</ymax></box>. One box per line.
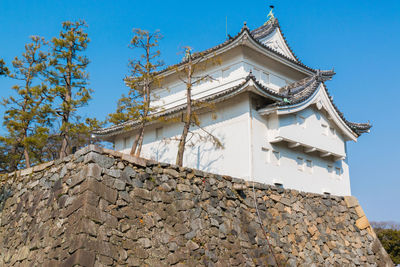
<box><xmin>149</xmin><ymin>21</ymin><xmax>315</xmax><ymax>79</ymax></box>
<box><xmin>250</xmin><ymin>18</ymin><xmax>300</xmax><ymax>62</ymax></box>
<box><xmin>271</xmin><ymin>71</ymin><xmax>371</xmax><ymax>136</ymax></box>
<box><xmin>94</xmin><ymin>74</ymin><xmax>284</xmax><ymax>137</ymax></box>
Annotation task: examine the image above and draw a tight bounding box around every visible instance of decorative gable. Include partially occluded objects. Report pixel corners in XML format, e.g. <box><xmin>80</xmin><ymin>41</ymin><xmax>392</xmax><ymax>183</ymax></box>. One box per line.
<box><xmin>258</xmin><ymin>28</ymin><xmax>297</xmax><ymax>61</ymax></box>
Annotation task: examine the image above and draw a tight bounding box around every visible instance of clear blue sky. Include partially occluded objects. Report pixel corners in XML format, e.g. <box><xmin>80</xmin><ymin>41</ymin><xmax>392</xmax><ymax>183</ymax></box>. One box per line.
<box><xmin>1</xmin><ymin>0</ymin><xmax>399</xmax><ymax>222</ymax></box>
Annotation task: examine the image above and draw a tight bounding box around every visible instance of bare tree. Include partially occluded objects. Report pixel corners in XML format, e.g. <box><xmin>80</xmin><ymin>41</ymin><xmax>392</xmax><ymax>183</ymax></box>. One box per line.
<box><xmin>174</xmin><ymin>48</ymin><xmax>223</xmax><ymax>167</ymax></box>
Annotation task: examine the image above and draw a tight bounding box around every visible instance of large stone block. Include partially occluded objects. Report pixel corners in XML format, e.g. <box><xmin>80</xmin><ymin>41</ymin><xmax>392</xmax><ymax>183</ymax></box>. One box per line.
<box><xmin>356</xmin><ymin>216</ymin><xmax>370</xmax><ymax>230</ymax></box>
<box><xmin>85</xmin><ymin>178</ymin><xmax>118</xmax><ymax>204</ymax></box>
<box><xmin>84</xmin><ymin>152</ymin><xmax>115</xmax><ymax>169</ymax></box>
<box><xmin>344</xmin><ymin>196</ymin><xmax>359</xmax><ymax>208</ymax></box>
<box><xmin>61</xmin><ymin>249</ymin><xmax>95</xmax><ymax>267</ymax></box>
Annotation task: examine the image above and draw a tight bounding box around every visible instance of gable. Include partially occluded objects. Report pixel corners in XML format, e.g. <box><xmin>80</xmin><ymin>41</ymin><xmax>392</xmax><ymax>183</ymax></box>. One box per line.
<box><xmin>258</xmin><ymin>28</ymin><xmax>297</xmax><ymax>61</ymax></box>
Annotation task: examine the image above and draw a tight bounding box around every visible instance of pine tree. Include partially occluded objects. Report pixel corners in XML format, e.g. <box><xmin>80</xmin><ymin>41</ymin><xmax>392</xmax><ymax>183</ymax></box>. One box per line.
<box><xmin>0</xmin><ymin>36</ymin><xmax>52</xmax><ymax>169</ymax></box>
<box><xmin>48</xmin><ymin>20</ymin><xmax>92</xmax><ymax>158</ymax></box>
<box><xmin>175</xmin><ymin>48</ymin><xmax>223</xmax><ymax>167</ymax></box>
<box><xmin>108</xmin><ymin>29</ymin><xmax>163</xmax><ymax>157</ymax></box>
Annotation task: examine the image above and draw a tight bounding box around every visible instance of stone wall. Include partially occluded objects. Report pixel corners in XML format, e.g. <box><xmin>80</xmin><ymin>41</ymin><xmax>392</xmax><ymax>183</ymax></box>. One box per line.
<box><xmin>0</xmin><ymin>145</ymin><xmax>393</xmax><ymax>266</ymax></box>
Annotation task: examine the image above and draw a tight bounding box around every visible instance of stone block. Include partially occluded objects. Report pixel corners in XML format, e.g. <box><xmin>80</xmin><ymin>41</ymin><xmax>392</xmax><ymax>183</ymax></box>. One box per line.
<box><xmin>131</xmin><ymin>188</ymin><xmax>151</xmax><ymax>200</ymax></box>
<box><xmin>176</xmin><ymin>183</ymin><xmax>191</xmax><ymax>192</ymax></box>
<box><xmin>102</xmin><ymin>147</ymin><xmax>124</xmax><ymax>159</ymax></box>
<box><xmin>84</xmin><ymin>152</ymin><xmax>115</xmax><ymax>169</ymax></box>
<box><xmin>355</xmin><ymin>206</ymin><xmax>365</xmax><ymax>218</ymax></box>
<box><xmin>356</xmin><ymin>216</ymin><xmax>370</xmax><ymax>230</ymax></box>
<box><xmin>61</xmin><ymin>249</ymin><xmax>95</xmax><ymax>267</ymax></box>
<box><xmin>344</xmin><ymin>196</ymin><xmax>359</xmax><ymax>208</ymax></box>
<box><xmin>163</xmin><ymin>168</ymin><xmax>180</xmax><ymax>178</ymax></box>
<box><xmin>62</xmin><ymin>195</ymin><xmax>85</xmax><ymax>218</ymax></box>
<box><xmin>87</xmin><ymin>179</ymin><xmax>118</xmax><ymax>204</ymax></box>
<box><xmin>33</xmin><ymin>161</ymin><xmax>54</xmax><ymax>172</ymax></box>
<box><xmin>113</xmin><ymin>179</ymin><xmax>126</xmax><ymax>191</ymax></box>
<box><xmin>121</xmin><ymin>153</ymin><xmax>147</xmax><ymax>167</ymax></box>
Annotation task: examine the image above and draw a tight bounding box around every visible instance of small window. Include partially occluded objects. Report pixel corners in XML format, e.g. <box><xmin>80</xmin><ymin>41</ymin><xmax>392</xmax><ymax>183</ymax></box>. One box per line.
<box><xmin>272</xmin><ymin>150</ymin><xmax>280</xmax><ymax>166</ymax></box>
<box><xmin>327</xmin><ymin>164</ymin><xmax>333</xmax><ymax>177</ymax></box>
<box><xmin>306</xmin><ymin>159</ymin><xmax>313</xmax><ymax>173</ymax></box>
<box><xmin>296</xmin><ymin>157</ymin><xmax>304</xmax><ymax>171</ymax></box>
<box><xmin>321</xmin><ymin>124</ymin><xmax>328</xmax><ymax>135</ymax></box>
<box><xmin>262</xmin><ymin>147</ymin><xmax>270</xmax><ymax>163</ymax></box>
<box><xmin>274</xmin><ymin>183</ymin><xmax>284</xmax><ymax>189</ymax></box>
<box><xmin>330</xmin><ymin>127</ymin><xmax>335</xmax><ymax>137</ymax></box>
<box><xmin>123</xmin><ymin>137</ymin><xmax>130</xmax><ymax>149</ymax></box>
<box><xmin>156</xmin><ymin>127</ymin><xmax>163</xmax><ymax>140</ymax></box>
<box><xmin>323</xmin><ymin>192</ymin><xmax>331</xmax><ymax>196</ymax></box>
<box><xmin>335</xmin><ymin>167</ymin><xmax>342</xmax><ymax>177</ymax></box>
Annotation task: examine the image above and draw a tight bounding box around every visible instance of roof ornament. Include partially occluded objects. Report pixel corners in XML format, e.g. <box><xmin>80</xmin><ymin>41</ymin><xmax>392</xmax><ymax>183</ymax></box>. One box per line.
<box><xmin>182</xmin><ymin>47</ymin><xmax>192</xmax><ymax>62</ymax></box>
<box><xmin>242</xmin><ymin>21</ymin><xmax>248</xmax><ymax>30</ymax></box>
<box><xmin>265</xmin><ymin>5</ymin><xmax>276</xmax><ymax>25</ymax></box>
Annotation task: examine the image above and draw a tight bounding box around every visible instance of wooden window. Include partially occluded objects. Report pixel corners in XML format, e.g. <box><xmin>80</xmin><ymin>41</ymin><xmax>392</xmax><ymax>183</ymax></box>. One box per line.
<box><xmin>297</xmin><ymin>157</ymin><xmax>304</xmax><ymax>171</ymax></box>
<box><xmin>156</xmin><ymin>127</ymin><xmax>163</xmax><ymax>140</ymax></box>
<box><xmin>335</xmin><ymin>167</ymin><xmax>342</xmax><ymax>178</ymax></box>
<box><xmin>123</xmin><ymin>137</ymin><xmax>129</xmax><ymax>149</ymax></box>
<box><xmin>330</xmin><ymin>127</ymin><xmax>336</xmax><ymax>137</ymax></box>
<box><xmin>321</xmin><ymin>124</ymin><xmax>328</xmax><ymax>135</ymax></box>
<box><xmin>327</xmin><ymin>164</ymin><xmax>333</xmax><ymax>177</ymax></box>
<box><xmin>306</xmin><ymin>159</ymin><xmax>313</xmax><ymax>173</ymax></box>
<box><xmin>262</xmin><ymin>147</ymin><xmax>270</xmax><ymax>163</ymax></box>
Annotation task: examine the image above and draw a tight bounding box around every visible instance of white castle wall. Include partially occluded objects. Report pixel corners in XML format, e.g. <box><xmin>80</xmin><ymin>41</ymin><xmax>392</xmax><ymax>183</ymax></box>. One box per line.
<box><xmin>113</xmin><ymin>51</ymin><xmax>353</xmax><ymax>196</ymax></box>
<box><xmin>116</xmin><ymin>96</ymin><xmax>252</xmax><ymax>179</ymax></box>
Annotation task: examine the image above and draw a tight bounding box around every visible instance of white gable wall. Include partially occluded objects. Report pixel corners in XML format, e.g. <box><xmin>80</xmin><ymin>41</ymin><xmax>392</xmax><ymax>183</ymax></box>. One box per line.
<box><xmin>251</xmin><ymin>103</ymin><xmax>351</xmax><ymax>196</ymax></box>
<box><xmin>258</xmin><ymin>28</ymin><xmax>297</xmax><ymax>61</ymax></box>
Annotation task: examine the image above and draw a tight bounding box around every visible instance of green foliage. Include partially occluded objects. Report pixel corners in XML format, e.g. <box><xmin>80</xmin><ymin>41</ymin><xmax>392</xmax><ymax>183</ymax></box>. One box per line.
<box><xmin>108</xmin><ymin>29</ymin><xmax>163</xmax><ymax>156</ymax></box>
<box><xmin>0</xmin><ymin>59</ymin><xmax>9</xmax><ymax>76</ymax></box>
<box><xmin>0</xmin><ymin>36</ymin><xmax>52</xmax><ymax>169</ymax></box>
<box><xmin>0</xmin><ymin>21</ymin><xmax>102</xmax><ymax>171</ymax></box>
<box><xmin>373</xmin><ymin>222</ymin><xmax>400</xmax><ymax>264</ymax></box>
<box><xmin>108</xmin><ymin>90</ymin><xmax>141</xmax><ymax>125</ymax></box>
<box><xmin>48</xmin><ymin>20</ymin><xmax>93</xmax><ymax>158</ymax></box>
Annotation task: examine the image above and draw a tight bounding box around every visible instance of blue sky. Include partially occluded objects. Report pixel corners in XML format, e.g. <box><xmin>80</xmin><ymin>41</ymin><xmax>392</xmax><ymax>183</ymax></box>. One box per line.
<box><xmin>0</xmin><ymin>0</ymin><xmax>399</xmax><ymax>222</ymax></box>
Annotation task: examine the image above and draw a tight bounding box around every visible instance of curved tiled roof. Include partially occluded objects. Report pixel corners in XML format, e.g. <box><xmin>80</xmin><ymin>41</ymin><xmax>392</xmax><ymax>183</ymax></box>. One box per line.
<box><xmin>250</xmin><ymin>18</ymin><xmax>300</xmax><ymax>63</ymax></box>
<box><xmin>270</xmin><ymin>71</ymin><xmax>371</xmax><ymax>136</ymax></box>
<box><xmin>94</xmin><ymin>74</ymin><xmax>284</xmax><ymax>137</ymax></box>
<box><xmin>149</xmin><ymin>21</ymin><xmax>315</xmax><ymax>79</ymax></box>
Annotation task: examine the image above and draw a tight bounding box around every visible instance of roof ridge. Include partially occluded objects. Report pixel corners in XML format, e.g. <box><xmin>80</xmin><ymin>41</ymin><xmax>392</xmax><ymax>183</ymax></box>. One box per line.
<box><xmin>143</xmin><ymin>21</ymin><xmax>316</xmax><ymax>80</ymax></box>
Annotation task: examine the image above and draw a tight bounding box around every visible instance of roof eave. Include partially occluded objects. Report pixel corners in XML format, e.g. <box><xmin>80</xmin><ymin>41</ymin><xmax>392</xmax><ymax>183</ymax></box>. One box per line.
<box><xmin>95</xmin><ymin>75</ymin><xmax>283</xmax><ymax>138</ymax></box>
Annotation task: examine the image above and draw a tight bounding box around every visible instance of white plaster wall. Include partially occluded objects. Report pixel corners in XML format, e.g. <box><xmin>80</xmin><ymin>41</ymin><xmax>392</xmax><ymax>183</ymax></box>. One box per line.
<box><xmin>275</xmin><ymin>108</ymin><xmax>347</xmax><ymax>156</ymax></box>
<box><xmin>113</xmin><ymin>48</ymin><xmax>353</xmax><ymax>196</ymax></box>
<box><xmin>150</xmin><ymin>51</ymin><xmax>298</xmax><ymax>112</ymax></box>
<box><xmin>251</xmin><ymin>104</ymin><xmax>351</xmax><ymax>196</ymax></box>
<box><xmin>116</xmin><ymin>95</ymin><xmax>252</xmax><ymax>179</ymax></box>
<box><xmin>115</xmin><ymin>95</ymin><xmax>352</xmax><ymax>196</ymax></box>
